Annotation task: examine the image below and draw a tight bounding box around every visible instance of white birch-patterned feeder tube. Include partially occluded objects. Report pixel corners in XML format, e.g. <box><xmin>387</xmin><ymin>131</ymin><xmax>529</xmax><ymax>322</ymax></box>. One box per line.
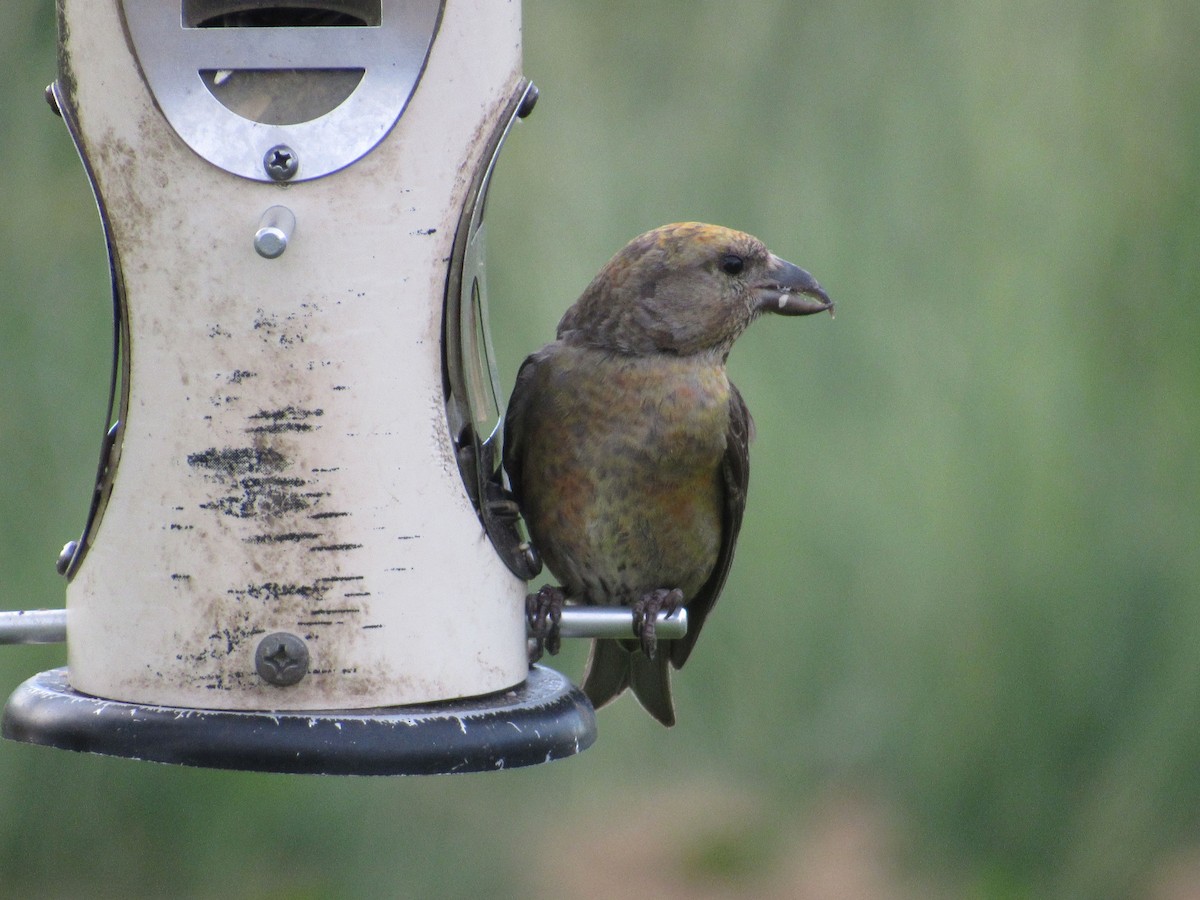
<box><xmin>57</xmin><ymin>0</ymin><xmax>533</xmax><ymax>711</ymax></box>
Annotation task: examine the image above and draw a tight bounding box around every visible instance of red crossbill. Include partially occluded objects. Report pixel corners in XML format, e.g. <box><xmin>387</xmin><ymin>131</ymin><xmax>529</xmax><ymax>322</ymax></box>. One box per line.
<box><xmin>503</xmin><ymin>222</ymin><xmax>831</xmax><ymax>726</ymax></box>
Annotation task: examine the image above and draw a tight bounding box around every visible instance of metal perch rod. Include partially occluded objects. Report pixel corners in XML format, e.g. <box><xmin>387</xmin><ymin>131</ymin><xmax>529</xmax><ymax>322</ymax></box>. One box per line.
<box><xmin>0</xmin><ymin>606</ymin><xmax>687</xmax><ymax>646</ymax></box>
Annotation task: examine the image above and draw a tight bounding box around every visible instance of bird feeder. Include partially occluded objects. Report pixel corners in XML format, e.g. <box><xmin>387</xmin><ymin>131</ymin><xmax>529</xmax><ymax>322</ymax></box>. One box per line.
<box><xmin>0</xmin><ymin>0</ymin><xmax>616</xmax><ymax>774</ymax></box>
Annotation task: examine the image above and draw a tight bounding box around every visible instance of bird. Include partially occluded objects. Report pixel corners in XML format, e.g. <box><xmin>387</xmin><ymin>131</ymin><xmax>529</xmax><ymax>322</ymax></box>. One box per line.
<box><xmin>502</xmin><ymin>222</ymin><xmax>832</xmax><ymax>726</ymax></box>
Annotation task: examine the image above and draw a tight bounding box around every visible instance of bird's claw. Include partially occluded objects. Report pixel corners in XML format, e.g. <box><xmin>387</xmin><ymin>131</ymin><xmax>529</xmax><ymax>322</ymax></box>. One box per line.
<box><xmin>526</xmin><ymin>585</ymin><xmax>565</xmax><ymax>662</ymax></box>
<box><xmin>631</xmin><ymin>588</ymin><xmax>684</xmax><ymax>660</ymax></box>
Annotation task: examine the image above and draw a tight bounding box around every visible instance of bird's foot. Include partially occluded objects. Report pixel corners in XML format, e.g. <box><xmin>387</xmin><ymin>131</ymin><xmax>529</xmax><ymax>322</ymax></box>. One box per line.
<box><xmin>631</xmin><ymin>588</ymin><xmax>684</xmax><ymax>660</ymax></box>
<box><xmin>526</xmin><ymin>585</ymin><xmax>565</xmax><ymax>662</ymax></box>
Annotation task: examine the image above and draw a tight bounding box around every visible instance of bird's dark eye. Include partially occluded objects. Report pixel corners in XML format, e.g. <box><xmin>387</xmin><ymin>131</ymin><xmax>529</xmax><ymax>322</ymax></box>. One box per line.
<box><xmin>720</xmin><ymin>254</ymin><xmax>745</xmax><ymax>276</ymax></box>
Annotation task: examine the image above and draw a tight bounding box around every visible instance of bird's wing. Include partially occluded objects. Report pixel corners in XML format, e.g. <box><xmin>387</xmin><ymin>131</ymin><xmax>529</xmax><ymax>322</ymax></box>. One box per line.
<box><xmin>670</xmin><ymin>381</ymin><xmax>752</xmax><ymax>669</ymax></box>
<box><xmin>500</xmin><ymin>349</ymin><xmax>544</xmax><ymax>507</ymax></box>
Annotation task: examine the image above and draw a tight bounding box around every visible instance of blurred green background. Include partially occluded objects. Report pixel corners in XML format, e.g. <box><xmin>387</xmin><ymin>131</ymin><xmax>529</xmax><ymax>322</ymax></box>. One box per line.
<box><xmin>3</xmin><ymin>1</ymin><xmax>1199</xmax><ymax>897</ymax></box>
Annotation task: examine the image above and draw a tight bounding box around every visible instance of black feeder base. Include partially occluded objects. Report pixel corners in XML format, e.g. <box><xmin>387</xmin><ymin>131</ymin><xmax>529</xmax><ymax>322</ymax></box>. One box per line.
<box><xmin>1</xmin><ymin>665</ymin><xmax>596</xmax><ymax>775</ymax></box>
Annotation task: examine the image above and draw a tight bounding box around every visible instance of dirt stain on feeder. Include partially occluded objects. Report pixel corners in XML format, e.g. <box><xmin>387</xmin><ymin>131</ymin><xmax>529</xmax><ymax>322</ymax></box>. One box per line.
<box><xmin>244</xmin><ymin>531</ymin><xmax>322</xmax><ymax>544</ymax></box>
<box><xmin>187</xmin><ymin>446</ymin><xmax>287</xmax><ymax>477</ymax></box>
<box><xmin>187</xmin><ymin>446</ymin><xmax>323</xmax><ymax>520</ymax></box>
<box><xmin>245</xmin><ymin>406</ymin><xmax>325</xmax><ymax>434</ymax></box>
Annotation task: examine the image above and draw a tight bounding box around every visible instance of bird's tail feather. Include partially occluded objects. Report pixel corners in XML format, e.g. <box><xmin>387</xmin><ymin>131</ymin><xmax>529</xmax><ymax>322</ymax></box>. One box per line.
<box><xmin>581</xmin><ymin>639</ymin><xmax>629</xmax><ymax>709</ymax></box>
<box><xmin>581</xmin><ymin>639</ymin><xmax>676</xmax><ymax>727</ymax></box>
<box><xmin>629</xmin><ymin>648</ymin><xmax>675</xmax><ymax>727</ymax></box>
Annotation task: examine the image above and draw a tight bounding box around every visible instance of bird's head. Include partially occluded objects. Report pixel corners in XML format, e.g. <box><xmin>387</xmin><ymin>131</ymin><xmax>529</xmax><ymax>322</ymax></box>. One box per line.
<box><xmin>557</xmin><ymin>222</ymin><xmax>832</xmax><ymax>357</ymax></box>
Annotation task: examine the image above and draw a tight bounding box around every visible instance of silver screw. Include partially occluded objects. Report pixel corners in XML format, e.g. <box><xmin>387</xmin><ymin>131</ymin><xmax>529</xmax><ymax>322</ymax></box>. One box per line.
<box><xmin>55</xmin><ymin>540</ymin><xmax>78</xmax><ymax>576</ymax></box>
<box><xmin>253</xmin><ymin>205</ymin><xmax>296</xmax><ymax>259</ymax></box>
<box><xmin>517</xmin><ymin>82</ymin><xmax>539</xmax><ymax>119</ymax></box>
<box><xmin>255</xmin><ymin>632</ymin><xmax>309</xmax><ymax>686</ymax></box>
<box><xmin>263</xmin><ymin>145</ymin><xmax>299</xmax><ymax>181</ymax></box>
<box><xmin>45</xmin><ymin>83</ymin><xmax>62</xmax><ymax>118</ymax></box>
